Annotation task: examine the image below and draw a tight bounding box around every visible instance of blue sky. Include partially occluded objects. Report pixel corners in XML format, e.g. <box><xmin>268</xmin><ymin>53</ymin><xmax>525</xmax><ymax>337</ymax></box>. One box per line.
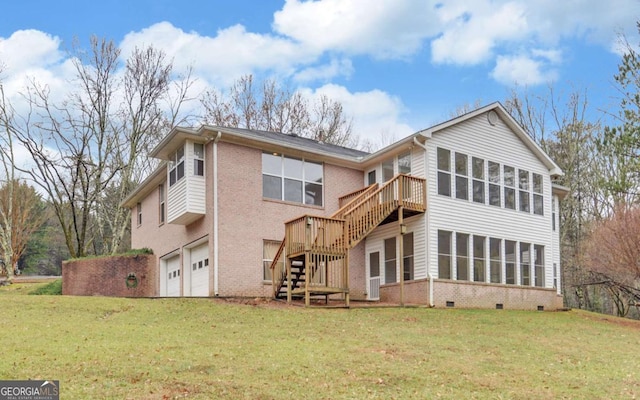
<box><xmin>1</xmin><ymin>0</ymin><xmax>639</xmax><ymax>146</ymax></box>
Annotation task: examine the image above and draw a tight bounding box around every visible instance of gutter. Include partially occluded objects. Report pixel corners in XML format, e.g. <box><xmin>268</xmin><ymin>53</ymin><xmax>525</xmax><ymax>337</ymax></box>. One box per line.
<box><xmin>213</xmin><ymin>131</ymin><xmax>222</xmax><ymax>296</ymax></box>
<box><xmin>413</xmin><ymin>136</ymin><xmax>434</xmax><ymax>307</ymax></box>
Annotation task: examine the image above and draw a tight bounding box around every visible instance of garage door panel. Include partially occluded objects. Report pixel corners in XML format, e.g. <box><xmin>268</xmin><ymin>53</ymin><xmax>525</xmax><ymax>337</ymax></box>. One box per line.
<box><xmin>190</xmin><ymin>244</ymin><xmax>209</xmax><ymax>296</ymax></box>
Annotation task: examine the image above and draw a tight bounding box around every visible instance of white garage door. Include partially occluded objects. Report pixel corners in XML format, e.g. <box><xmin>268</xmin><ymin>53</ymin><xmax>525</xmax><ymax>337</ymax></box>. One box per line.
<box><xmin>165</xmin><ymin>255</ymin><xmax>181</xmax><ymax>297</ymax></box>
<box><xmin>190</xmin><ymin>243</ymin><xmax>209</xmax><ymax>296</ymax></box>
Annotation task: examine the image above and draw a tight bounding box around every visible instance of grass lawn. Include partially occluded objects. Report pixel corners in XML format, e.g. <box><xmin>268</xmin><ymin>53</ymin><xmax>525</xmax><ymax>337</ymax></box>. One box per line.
<box><xmin>1</xmin><ymin>283</ymin><xmax>639</xmax><ymax>399</ymax></box>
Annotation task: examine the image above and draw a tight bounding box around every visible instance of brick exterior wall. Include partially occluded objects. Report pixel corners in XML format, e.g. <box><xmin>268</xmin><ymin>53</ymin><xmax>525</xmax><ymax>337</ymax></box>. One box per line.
<box><xmin>380</xmin><ymin>279</ymin><xmax>564</xmax><ymax>310</ymax></box>
<box><xmin>62</xmin><ymin>254</ymin><xmax>157</xmax><ymax>297</ymax></box>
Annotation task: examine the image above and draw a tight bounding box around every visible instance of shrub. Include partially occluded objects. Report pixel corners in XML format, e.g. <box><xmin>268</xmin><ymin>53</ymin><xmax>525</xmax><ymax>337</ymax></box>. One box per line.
<box><xmin>30</xmin><ymin>279</ymin><xmax>62</xmax><ymax>295</ymax></box>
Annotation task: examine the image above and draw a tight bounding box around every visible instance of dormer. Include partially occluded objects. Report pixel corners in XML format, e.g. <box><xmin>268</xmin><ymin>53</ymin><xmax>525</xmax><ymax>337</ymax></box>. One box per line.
<box><xmin>150</xmin><ymin>128</ymin><xmax>210</xmax><ymax>225</ymax></box>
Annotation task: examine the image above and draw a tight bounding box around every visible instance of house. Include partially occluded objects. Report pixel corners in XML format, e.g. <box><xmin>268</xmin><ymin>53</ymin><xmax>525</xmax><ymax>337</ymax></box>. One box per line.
<box><xmin>121</xmin><ymin>102</ymin><xmax>567</xmax><ymax>309</ymax></box>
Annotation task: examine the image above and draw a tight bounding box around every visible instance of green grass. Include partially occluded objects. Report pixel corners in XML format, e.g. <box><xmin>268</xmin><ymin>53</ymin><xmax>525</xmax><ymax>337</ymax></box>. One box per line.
<box><xmin>0</xmin><ymin>286</ymin><xmax>639</xmax><ymax>399</ymax></box>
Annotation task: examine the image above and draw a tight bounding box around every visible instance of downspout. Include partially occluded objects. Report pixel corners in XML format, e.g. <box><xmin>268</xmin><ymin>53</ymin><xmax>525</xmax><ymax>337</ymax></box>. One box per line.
<box><xmin>213</xmin><ymin>131</ymin><xmax>222</xmax><ymax>296</ymax></box>
<box><xmin>413</xmin><ymin>136</ymin><xmax>434</xmax><ymax>307</ymax></box>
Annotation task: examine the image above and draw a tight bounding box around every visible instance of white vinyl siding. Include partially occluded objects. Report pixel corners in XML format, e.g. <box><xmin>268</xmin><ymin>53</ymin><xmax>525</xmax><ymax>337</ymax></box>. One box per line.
<box><xmin>167</xmin><ymin>140</ymin><xmax>207</xmax><ymax>225</ymax></box>
<box><xmin>426</xmin><ymin>112</ymin><xmax>554</xmax><ymax>288</ymax></box>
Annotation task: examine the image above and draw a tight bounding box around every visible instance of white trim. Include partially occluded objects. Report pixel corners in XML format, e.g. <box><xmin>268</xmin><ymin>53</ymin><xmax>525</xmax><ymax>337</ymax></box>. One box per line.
<box><xmin>213</xmin><ymin>131</ymin><xmax>221</xmax><ymax>296</ymax></box>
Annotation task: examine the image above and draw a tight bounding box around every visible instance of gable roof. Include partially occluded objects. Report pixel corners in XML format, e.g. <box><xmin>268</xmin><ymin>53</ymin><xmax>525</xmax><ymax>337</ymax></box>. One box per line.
<box><xmin>416</xmin><ymin>101</ymin><xmax>563</xmax><ymax>177</ymax></box>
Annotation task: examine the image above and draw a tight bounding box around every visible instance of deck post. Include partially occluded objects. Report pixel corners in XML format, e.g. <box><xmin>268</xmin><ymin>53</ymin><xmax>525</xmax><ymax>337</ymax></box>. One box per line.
<box><xmin>399</xmin><ymin>205</ymin><xmax>405</xmax><ymax>307</ymax></box>
<box><xmin>286</xmin><ymin>257</ymin><xmax>292</xmax><ymax>303</ymax></box>
<box><xmin>305</xmin><ymin>217</ymin><xmax>311</xmax><ymax>307</ymax></box>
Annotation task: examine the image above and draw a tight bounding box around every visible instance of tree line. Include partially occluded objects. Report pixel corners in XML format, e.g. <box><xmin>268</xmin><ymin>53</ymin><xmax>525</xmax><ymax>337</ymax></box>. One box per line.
<box><xmin>1</xmin><ymin>24</ymin><xmax>640</xmax><ymax>320</ymax></box>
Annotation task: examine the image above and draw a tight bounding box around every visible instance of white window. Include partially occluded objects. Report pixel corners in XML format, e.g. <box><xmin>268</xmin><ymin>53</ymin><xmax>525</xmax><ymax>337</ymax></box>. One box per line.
<box><xmin>504</xmin><ymin>165</ymin><xmax>516</xmax><ymax>210</ymax></box>
<box><xmin>158</xmin><ymin>185</ymin><xmax>165</xmax><ymax>225</ymax></box>
<box><xmin>263</xmin><ymin>240</ymin><xmax>282</xmax><ymax>281</ymax></box>
<box><xmin>136</xmin><ymin>202</ymin><xmax>142</xmax><ymax>226</ymax></box>
<box><xmin>472</xmin><ymin>157</ymin><xmax>485</xmax><ymax>204</ymax></box>
<box><xmin>520</xmin><ymin>243</ymin><xmax>531</xmax><ymax>285</ymax></box>
<box><xmin>455</xmin><ymin>153</ymin><xmax>468</xmax><ymax>200</ymax></box>
<box><xmin>533</xmin><ymin>173</ymin><xmax>543</xmax><ymax>215</ymax></box>
<box><xmin>437</xmin><ymin>148</ymin><xmax>451</xmax><ymax>197</ymax></box>
<box><xmin>473</xmin><ymin>235</ymin><xmax>486</xmax><ymax>282</ymax></box>
<box><xmin>384</xmin><ymin>237</ymin><xmax>397</xmax><ymax>284</ymax></box>
<box><xmin>519</xmin><ymin>169</ymin><xmax>530</xmax><ymax>213</ymax></box>
<box><xmin>488</xmin><ymin>161</ymin><xmax>501</xmax><ymax>207</ymax></box>
<box><xmin>456</xmin><ymin>233</ymin><xmax>469</xmax><ymax>280</ymax></box>
<box><xmin>398</xmin><ymin>151</ymin><xmax>411</xmax><ymax>175</ymax></box>
<box><xmin>534</xmin><ymin>245</ymin><xmax>545</xmax><ymax>287</ymax></box>
<box><xmin>438</xmin><ymin>230</ymin><xmax>452</xmax><ymax>279</ymax></box>
<box><xmin>194</xmin><ymin>143</ymin><xmax>204</xmax><ymax>176</ymax></box>
<box><xmin>169</xmin><ymin>145</ymin><xmax>185</xmax><ymax>186</ymax></box>
<box><xmin>403</xmin><ymin>232</ymin><xmax>414</xmax><ymax>281</ymax></box>
<box><xmin>505</xmin><ymin>240</ymin><xmax>516</xmax><ymax>284</ymax></box>
<box><xmin>262</xmin><ymin>153</ymin><xmax>323</xmax><ymax>206</ymax></box>
<box><xmin>382</xmin><ymin>159</ymin><xmax>394</xmax><ymax>182</ymax></box>
<box><xmin>490</xmin><ymin>238</ymin><xmax>502</xmax><ymax>283</ymax></box>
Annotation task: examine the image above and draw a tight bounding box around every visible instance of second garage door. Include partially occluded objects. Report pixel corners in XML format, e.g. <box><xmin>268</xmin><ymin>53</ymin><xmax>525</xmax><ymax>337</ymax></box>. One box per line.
<box><xmin>189</xmin><ymin>243</ymin><xmax>209</xmax><ymax>296</ymax></box>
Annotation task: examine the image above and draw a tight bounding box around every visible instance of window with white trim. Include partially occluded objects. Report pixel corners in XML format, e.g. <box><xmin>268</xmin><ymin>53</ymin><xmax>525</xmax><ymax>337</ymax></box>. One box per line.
<box><xmin>403</xmin><ymin>232</ymin><xmax>414</xmax><ymax>281</ymax></box>
<box><xmin>158</xmin><ymin>185</ymin><xmax>165</xmax><ymax>225</ymax></box>
<box><xmin>533</xmin><ymin>173</ymin><xmax>543</xmax><ymax>215</ymax></box>
<box><xmin>456</xmin><ymin>233</ymin><xmax>469</xmax><ymax>280</ymax></box>
<box><xmin>169</xmin><ymin>145</ymin><xmax>185</xmax><ymax>186</ymax></box>
<box><xmin>136</xmin><ymin>202</ymin><xmax>142</xmax><ymax>226</ymax></box>
<box><xmin>490</xmin><ymin>238</ymin><xmax>502</xmax><ymax>283</ymax></box>
<box><xmin>398</xmin><ymin>151</ymin><xmax>411</xmax><ymax>175</ymax></box>
<box><xmin>382</xmin><ymin>159</ymin><xmax>394</xmax><ymax>182</ymax></box>
<box><xmin>488</xmin><ymin>161</ymin><xmax>501</xmax><ymax>207</ymax></box>
<box><xmin>473</xmin><ymin>235</ymin><xmax>486</xmax><ymax>282</ymax></box>
<box><xmin>455</xmin><ymin>153</ymin><xmax>468</xmax><ymax>200</ymax></box>
<box><xmin>505</xmin><ymin>240</ymin><xmax>516</xmax><ymax>284</ymax></box>
<box><xmin>194</xmin><ymin>143</ymin><xmax>204</xmax><ymax>176</ymax></box>
<box><xmin>384</xmin><ymin>237</ymin><xmax>397</xmax><ymax>284</ymax></box>
<box><xmin>472</xmin><ymin>157</ymin><xmax>485</xmax><ymax>204</ymax></box>
<box><xmin>263</xmin><ymin>240</ymin><xmax>282</xmax><ymax>281</ymax></box>
<box><xmin>262</xmin><ymin>153</ymin><xmax>323</xmax><ymax>206</ymax></box>
<box><xmin>534</xmin><ymin>245</ymin><xmax>544</xmax><ymax>287</ymax></box>
<box><xmin>519</xmin><ymin>169</ymin><xmax>530</xmax><ymax>213</ymax></box>
<box><xmin>504</xmin><ymin>165</ymin><xmax>516</xmax><ymax>210</ymax></box>
<box><xmin>520</xmin><ymin>243</ymin><xmax>531</xmax><ymax>285</ymax></box>
<box><xmin>437</xmin><ymin>148</ymin><xmax>451</xmax><ymax>197</ymax></box>
<box><xmin>438</xmin><ymin>230</ymin><xmax>452</xmax><ymax>279</ymax></box>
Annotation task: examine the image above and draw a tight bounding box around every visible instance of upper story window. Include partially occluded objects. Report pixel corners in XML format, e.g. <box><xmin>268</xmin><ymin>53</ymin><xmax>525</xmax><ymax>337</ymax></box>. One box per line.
<box><xmin>367</xmin><ymin>170</ymin><xmax>376</xmax><ymax>185</ymax></box>
<box><xmin>194</xmin><ymin>143</ymin><xmax>204</xmax><ymax>176</ymax></box>
<box><xmin>262</xmin><ymin>152</ymin><xmax>323</xmax><ymax>206</ymax></box>
<box><xmin>488</xmin><ymin>161</ymin><xmax>501</xmax><ymax>207</ymax></box>
<box><xmin>158</xmin><ymin>185</ymin><xmax>165</xmax><ymax>225</ymax></box>
<box><xmin>398</xmin><ymin>152</ymin><xmax>411</xmax><ymax>175</ymax></box>
<box><xmin>437</xmin><ymin>147</ymin><xmax>451</xmax><ymax>197</ymax></box>
<box><xmin>455</xmin><ymin>153</ymin><xmax>468</xmax><ymax>200</ymax></box>
<box><xmin>136</xmin><ymin>202</ymin><xmax>142</xmax><ymax>226</ymax></box>
<box><xmin>382</xmin><ymin>159</ymin><xmax>394</xmax><ymax>182</ymax></box>
<box><xmin>472</xmin><ymin>157</ymin><xmax>485</xmax><ymax>204</ymax></box>
<box><xmin>169</xmin><ymin>145</ymin><xmax>185</xmax><ymax>186</ymax></box>
<box><xmin>533</xmin><ymin>173</ymin><xmax>543</xmax><ymax>215</ymax></box>
<box><xmin>504</xmin><ymin>165</ymin><xmax>516</xmax><ymax>210</ymax></box>
<box><xmin>519</xmin><ymin>169</ymin><xmax>530</xmax><ymax>212</ymax></box>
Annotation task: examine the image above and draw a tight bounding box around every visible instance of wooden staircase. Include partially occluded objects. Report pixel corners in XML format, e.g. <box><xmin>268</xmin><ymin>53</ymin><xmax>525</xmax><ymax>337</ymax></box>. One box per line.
<box><xmin>270</xmin><ymin>174</ymin><xmax>426</xmax><ymax>306</ymax></box>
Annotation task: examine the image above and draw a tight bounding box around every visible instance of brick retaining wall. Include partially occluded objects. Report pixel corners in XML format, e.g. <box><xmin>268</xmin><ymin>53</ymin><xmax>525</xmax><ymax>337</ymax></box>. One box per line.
<box><xmin>62</xmin><ymin>254</ymin><xmax>157</xmax><ymax>297</ymax></box>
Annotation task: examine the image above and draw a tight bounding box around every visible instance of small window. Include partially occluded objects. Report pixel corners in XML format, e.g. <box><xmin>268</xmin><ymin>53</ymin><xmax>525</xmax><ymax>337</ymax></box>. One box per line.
<box><xmin>455</xmin><ymin>153</ymin><xmax>468</xmax><ymax>200</ymax></box>
<box><xmin>159</xmin><ymin>185</ymin><xmax>165</xmax><ymax>225</ymax></box>
<box><xmin>438</xmin><ymin>230</ymin><xmax>452</xmax><ymax>279</ymax></box>
<box><xmin>472</xmin><ymin>157</ymin><xmax>485</xmax><ymax>204</ymax></box>
<box><xmin>437</xmin><ymin>148</ymin><xmax>451</xmax><ymax>197</ymax></box>
<box><xmin>456</xmin><ymin>233</ymin><xmax>469</xmax><ymax>280</ymax></box>
<box><xmin>263</xmin><ymin>240</ymin><xmax>282</xmax><ymax>281</ymax></box>
<box><xmin>137</xmin><ymin>203</ymin><xmax>142</xmax><ymax>226</ymax></box>
<box><xmin>382</xmin><ymin>159</ymin><xmax>394</xmax><ymax>182</ymax></box>
<box><xmin>473</xmin><ymin>236</ymin><xmax>486</xmax><ymax>282</ymax></box>
<box><xmin>402</xmin><ymin>232</ymin><xmax>414</xmax><ymax>281</ymax></box>
<box><xmin>384</xmin><ymin>237</ymin><xmax>397</xmax><ymax>284</ymax></box>
<box><xmin>504</xmin><ymin>165</ymin><xmax>516</xmax><ymax>210</ymax></box>
<box><xmin>488</xmin><ymin>161</ymin><xmax>501</xmax><ymax>207</ymax></box>
<box><xmin>552</xmin><ymin>198</ymin><xmax>556</xmax><ymax>231</ymax></box>
<box><xmin>398</xmin><ymin>152</ymin><xmax>411</xmax><ymax>175</ymax></box>
<box><xmin>505</xmin><ymin>240</ymin><xmax>516</xmax><ymax>284</ymax></box>
<box><xmin>194</xmin><ymin>143</ymin><xmax>204</xmax><ymax>176</ymax></box>
<box><xmin>169</xmin><ymin>145</ymin><xmax>185</xmax><ymax>186</ymax></box>
<box><xmin>533</xmin><ymin>173</ymin><xmax>543</xmax><ymax>215</ymax></box>
<box><xmin>519</xmin><ymin>170</ymin><xmax>530</xmax><ymax>212</ymax></box>
<box><xmin>520</xmin><ymin>243</ymin><xmax>531</xmax><ymax>286</ymax></box>
<box><xmin>367</xmin><ymin>170</ymin><xmax>376</xmax><ymax>185</ymax></box>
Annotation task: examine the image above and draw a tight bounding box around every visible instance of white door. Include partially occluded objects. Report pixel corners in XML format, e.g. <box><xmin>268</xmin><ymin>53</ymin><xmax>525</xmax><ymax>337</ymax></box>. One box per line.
<box><xmin>165</xmin><ymin>256</ymin><xmax>181</xmax><ymax>297</ymax></box>
<box><xmin>190</xmin><ymin>243</ymin><xmax>210</xmax><ymax>296</ymax></box>
<box><xmin>368</xmin><ymin>251</ymin><xmax>381</xmax><ymax>300</ymax></box>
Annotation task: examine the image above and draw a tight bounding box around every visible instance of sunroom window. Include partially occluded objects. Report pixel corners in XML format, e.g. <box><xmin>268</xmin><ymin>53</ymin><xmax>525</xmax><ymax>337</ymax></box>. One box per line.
<box><xmin>194</xmin><ymin>143</ymin><xmax>204</xmax><ymax>176</ymax></box>
<box><xmin>262</xmin><ymin>152</ymin><xmax>323</xmax><ymax>206</ymax></box>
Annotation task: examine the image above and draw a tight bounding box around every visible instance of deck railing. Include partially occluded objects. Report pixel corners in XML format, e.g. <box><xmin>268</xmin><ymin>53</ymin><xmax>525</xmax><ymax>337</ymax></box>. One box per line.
<box><xmin>271</xmin><ymin>174</ymin><xmax>426</xmax><ymax>299</ymax></box>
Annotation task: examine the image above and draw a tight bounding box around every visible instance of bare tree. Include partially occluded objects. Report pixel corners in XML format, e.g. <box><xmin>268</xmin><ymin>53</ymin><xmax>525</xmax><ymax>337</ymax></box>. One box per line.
<box><xmin>201</xmin><ymin>74</ymin><xmax>355</xmax><ymax>147</ymax></box>
<box><xmin>14</xmin><ymin>37</ymin><xmax>194</xmax><ymax>258</ymax></box>
<box><xmin>583</xmin><ymin>204</ymin><xmax>640</xmax><ymax>317</ymax></box>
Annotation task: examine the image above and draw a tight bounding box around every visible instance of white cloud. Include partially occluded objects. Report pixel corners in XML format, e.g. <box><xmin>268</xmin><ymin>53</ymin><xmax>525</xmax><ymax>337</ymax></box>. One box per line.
<box><xmin>273</xmin><ymin>0</ymin><xmax>440</xmax><ymax>59</ymax></box>
<box><xmin>300</xmin><ymin>84</ymin><xmax>414</xmax><ymax>144</ymax></box>
<box><xmin>491</xmin><ymin>54</ymin><xmax>558</xmax><ymax>86</ymax></box>
<box><xmin>293</xmin><ymin>58</ymin><xmax>354</xmax><ymax>83</ymax></box>
<box><xmin>0</xmin><ymin>30</ymin><xmax>63</xmax><ymax>75</ymax></box>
